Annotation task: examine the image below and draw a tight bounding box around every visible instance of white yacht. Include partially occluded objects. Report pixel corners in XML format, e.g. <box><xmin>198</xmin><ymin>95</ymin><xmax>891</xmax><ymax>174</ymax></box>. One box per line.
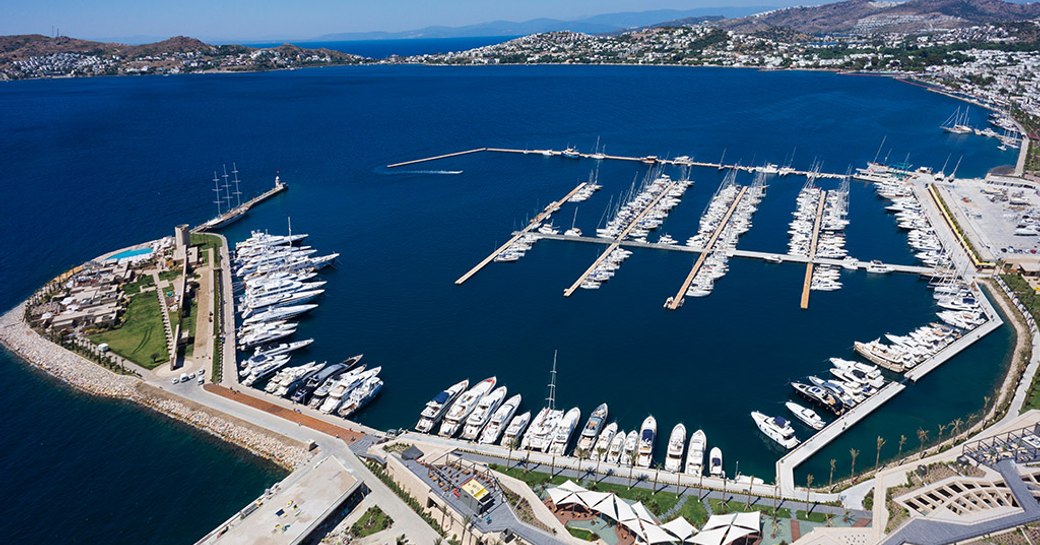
<box><xmin>575</xmin><ymin>403</ymin><xmax>609</xmax><ymax>457</ymax></box>
<box><xmin>636</xmin><ymin>416</ymin><xmax>657</xmax><ymax>468</ymax></box>
<box><xmin>685</xmin><ymin>429</ymin><xmax>706</xmax><ymax>476</ymax></box>
<box><xmin>479</xmin><ymin>394</ymin><xmax>522</xmax><ymax>445</ymax></box>
<box><xmin>866</xmin><ymin>260</ymin><xmax>893</xmax><ymax>274</ymax></box>
<box><xmin>439</xmin><ymin>377</ymin><xmax>496</xmax><ymax>437</ymax></box>
<box><xmin>499</xmin><ymin>411</ymin><xmax>531</xmax><ymax>448</ymax></box>
<box><xmin>751</xmin><ymin>411</ymin><xmax>800</xmax><ymax>449</ymax></box>
<box><xmin>461</xmin><ymin>386</ymin><xmax>508</xmax><ymax>441</ymax></box>
<box><xmin>606</xmin><ymin>430</ymin><xmax>627</xmax><ymax>464</ymax></box>
<box><xmin>785</xmin><ymin>401</ymin><xmax>826</xmax><ymax>431</ymax></box>
<box><xmin>548</xmin><ymin>407</ymin><xmax>581</xmax><ymax>455</ymax></box>
<box><xmin>416</xmin><ymin>379</ymin><xmax>469</xmax><ymax>433</ymax></box>
<box><xmin>319</xmin><ymin>366</ymin><xmax>378</xmax><ymax>414</ymax></box>
<box><xmin>664</xmin><ymin>423</ymin><xmax>687</xmax><ymax>472</ymax></box>
<box><xmin>590</xmin><ymin>422</ymin><xmax>618</xmax><ymax>461</ymax></box>
<box><xmin>522</xmin><ymin>407</ymin><xmax>564</xmax><ymax>452</ymax></box>
<box><xmin>619</xmin><ymin>430</ymin><xmax>639</xmax><ymax>466</ymax></box>
<box><xmin>337</xmin><ymin>375</ymin><xmax>384</xmax><ymax>418</ymax></box>
<box><xmin>709</xmin><ymin>447</ymin><xmax>724</xmax><ymax>478</ymax></box>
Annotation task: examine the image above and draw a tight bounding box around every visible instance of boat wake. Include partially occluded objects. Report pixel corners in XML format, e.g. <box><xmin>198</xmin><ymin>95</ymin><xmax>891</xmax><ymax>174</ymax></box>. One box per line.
<box><xmin>393</xmin><ymin>169</ymin><xmax>463</xmax><ymax>175</ymax></box>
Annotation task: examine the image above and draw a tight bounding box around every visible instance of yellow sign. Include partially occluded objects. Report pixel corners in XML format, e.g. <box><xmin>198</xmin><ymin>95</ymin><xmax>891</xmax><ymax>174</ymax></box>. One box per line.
<box><xmin>461</xmin><ymin>478</ymin><xmax>489</xmax><ymax>501</ymax></box>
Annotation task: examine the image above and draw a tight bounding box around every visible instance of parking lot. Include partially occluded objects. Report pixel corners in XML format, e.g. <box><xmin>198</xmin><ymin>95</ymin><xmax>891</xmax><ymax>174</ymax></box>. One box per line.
<box><xmin>940</xmin><ymin>179</ymin><xmax>1040</xmax><ymax>262</ymax></box>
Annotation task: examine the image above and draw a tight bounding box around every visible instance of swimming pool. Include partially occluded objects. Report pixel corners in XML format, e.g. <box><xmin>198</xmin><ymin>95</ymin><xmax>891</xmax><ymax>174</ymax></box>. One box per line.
<box><xmin>107</xmin><ymin>247</ymin><xmax>153</xmax><ymax>261</ymax></box>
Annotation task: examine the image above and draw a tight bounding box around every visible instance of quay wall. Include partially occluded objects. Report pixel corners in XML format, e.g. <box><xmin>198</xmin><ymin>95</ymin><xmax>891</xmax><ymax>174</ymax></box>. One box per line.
<box><xmin>0</xmin><ymin>303</ymin><xmax>310</xmax><ymax>469</ymax></box>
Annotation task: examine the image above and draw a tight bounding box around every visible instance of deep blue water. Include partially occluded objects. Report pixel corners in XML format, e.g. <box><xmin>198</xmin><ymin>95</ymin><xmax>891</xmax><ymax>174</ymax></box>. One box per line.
<box><xmin>0</xmin><ymin>65</ymin><xmax>1019</xmax><ymax>538</ymax></box>
<box><xmin>245</xmin><ymin>36</ymin><xmax>518</xmax><ymax>58</ymax></box>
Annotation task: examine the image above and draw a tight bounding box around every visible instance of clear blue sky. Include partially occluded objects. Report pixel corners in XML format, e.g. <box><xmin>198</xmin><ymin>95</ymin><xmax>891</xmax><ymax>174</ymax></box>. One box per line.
<box><xmin>5</xmin><ymin>0</ymin><xmax>793</xmax><ymax>42</ymax></box>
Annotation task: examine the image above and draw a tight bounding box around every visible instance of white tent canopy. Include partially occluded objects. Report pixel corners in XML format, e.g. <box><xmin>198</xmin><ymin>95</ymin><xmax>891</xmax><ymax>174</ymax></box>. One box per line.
<box><xmin>661</xmin><ymin>517</ymin><xmax>698</xmax><ymax>542</ymax></box>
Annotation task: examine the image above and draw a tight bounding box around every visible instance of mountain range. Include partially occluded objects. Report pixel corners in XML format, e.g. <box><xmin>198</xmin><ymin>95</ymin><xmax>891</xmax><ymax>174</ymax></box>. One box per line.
<box><xmin>310</xmin><ymin>7</ymin><xmax>776</xmax><ymax>41</ymax></box>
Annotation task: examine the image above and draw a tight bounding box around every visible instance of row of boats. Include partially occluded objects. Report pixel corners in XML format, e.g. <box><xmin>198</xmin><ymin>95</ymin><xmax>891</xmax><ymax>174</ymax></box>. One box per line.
<box><xmin>790</xmin><ymin>358</ymin><xmax>888</xmax><ymax>417</ymax></box>
<box><xmin>414</xmin><ymin>374</ymin><xmax>728</xmax><ymax>477</ymax></box>
<box><xmin>874</xmin><ymin>179</ymin><xmax>953</xmax><ymax>269</ymax></box>
<box><xmin>680</xmin><ymin>170</ymin><xmax>767</xmax><ymax>299</ymax></box>
<box><xmin>787</xmin><ymin>176</ymin><xmax>851</xmax><ymax>292</ymax></box>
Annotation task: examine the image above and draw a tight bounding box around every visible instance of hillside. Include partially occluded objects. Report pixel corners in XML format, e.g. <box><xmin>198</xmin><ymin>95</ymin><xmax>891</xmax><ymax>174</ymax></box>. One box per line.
<box><xmin>711</xmin><ymin>0</ymin><xmax>1040</xmax><ymax>35</ymax></box>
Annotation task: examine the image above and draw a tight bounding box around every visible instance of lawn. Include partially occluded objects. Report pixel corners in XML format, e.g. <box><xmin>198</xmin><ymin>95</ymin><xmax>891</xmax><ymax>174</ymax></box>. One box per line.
<box><xmin>566</xmin><ymin>526</ymin><xmax>598</xmax><ymax>541</ymax></box>
<box><xmin>1001</xmin><ymin>274</ymin><xmax>1040</xmax><ymax>411</ymax></box>
<box><xmin>191</xmin><ymin>233</ymin><xmax>223</xmax><ymax>265</ymax></box>
<box><xmin>674</xmin><ymin>496</ymin><xmax>709</xmax><ymax>526</ymax></box>
<box><xmin>122</xmin><ymin>274</ymin><xmax>155</xmax><ymax>296</ymax></box>
<box><xmin>709</xmin><ymin>498</ymin><xmax>790</xmax><ymax>520</ymax></box>
<box><xmin>489</xmin><ymin>464</ymin><xmax>679</xmax><ymax>516</ymax></box>
<box><xmin>91</xmin><ymin>291</ymin><xmax>168</xmax><ymax>369</ymax></box>
<box><xmin>796</xmin><ymin>509</ymin><xmax>829</xmax><ymax>523</ymax></box>
<box><xmin>351</xmin><ymin>506</ymin><xmax>393</xmax><ymax>538</ymax></box>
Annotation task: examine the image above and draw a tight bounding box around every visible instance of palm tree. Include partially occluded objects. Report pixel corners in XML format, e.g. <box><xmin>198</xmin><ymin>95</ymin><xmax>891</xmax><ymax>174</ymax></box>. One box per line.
<box><xmin>937</xmin><ymin>423</ymin><xmax>947</xmax><ymax>446</ymax></box>
<box><xmin>897</xmin><ymin>434</ymin><xmax>907</xmax><ymax>460</ymax></box>
<box><xmin>849</xmin><ymin>448</ymin><xmax>859</xmax><ymax>481</ymax></box>
<box><xmin>595</xmin><ymin>445</ymin><xmax>606</xmax><ymax>475</ymax></box>
<box><xmin>805</xmin><ymin>473</ymin><xmax>814</xmax><ymax>507</ymax></box>
<box><xmin>952</xmin><ymin>418</ymin><xmax>963</xmax><ymax>438</ymax></box>
<box><xmin>828</xmin><ymin>459</ymin><xmax>836</xmax><ymax>490</ymax></box>
<box><xmin>875</xmin><ymin>436</ymin><xmax>886</xmax><ymax>472</ymax></box>
<box><xmin>916</xmin><ymin>428</ymin><xmax>929</xmax><ymax>458</ymax></box>
<box><xmin>652</xmin><ymin>463</ymin><xmax>661</xmax><ymax>495</ymax></box>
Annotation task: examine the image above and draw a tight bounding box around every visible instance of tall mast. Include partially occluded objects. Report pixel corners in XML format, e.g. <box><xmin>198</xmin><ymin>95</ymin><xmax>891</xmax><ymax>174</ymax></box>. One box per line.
<box><xmin>231</xmin><ymin>162</ymin><xmax>242</xmax><ymax>208</ymax></box>
<box><xmin>287</xmin><ymin>216</ymin><xmax>293</xmax><ymax>238</ymax></box>
<box><xmin>546</xmin><ymin>350</ymin><xmax>557</xmax><ymax>411</ymax></box>
<box><xmin>212</xmin><ymin>172</ymin><xmax>223</xmax><ymax>215</ymax></box>
<box><xmin>221</xmin><ymin>165</ymin><xmax>232</xmax><ymax>209</ymax></box>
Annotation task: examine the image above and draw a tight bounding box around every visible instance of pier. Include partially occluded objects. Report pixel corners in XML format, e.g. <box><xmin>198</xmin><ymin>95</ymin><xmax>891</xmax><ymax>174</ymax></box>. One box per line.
<box><xmin>800</xmin><ymin>191</ymin><xmax>828</xmax><ymax>310</ymax></box>
<box><xmin>455</xmin><ymin>182</ymin><xmax>588</xmax><ymax>285</ymax></box>
<box><xmin>775</xmin><ymin>382</ymin><xmax>908</xmax><ymax>495</ymax></box>
<box><xmin>562</xmin><ymin>180</ymin><xmax>679</xmax><ymax>296</ymax></box>
<box><xmin>385</xmin><ymin>146</ymin><xmax>849</xmax><ymax>179</ymax></box>
<box><xmin>665</xmin><ymin>186</ymin><xmax>749</xmax><ymax>310</ymax></box>
<box><xmin>193</xmin><ymin>177</ymin><xmax>288</xmax><ymax>233</ymax></box>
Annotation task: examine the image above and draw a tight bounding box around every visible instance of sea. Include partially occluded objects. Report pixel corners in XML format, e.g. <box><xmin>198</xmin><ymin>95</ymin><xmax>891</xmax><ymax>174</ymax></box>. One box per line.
<box><xmin>0</xmin><ymin>58</ymin><xmax>1021</xmax><ymax>542</ymax></box>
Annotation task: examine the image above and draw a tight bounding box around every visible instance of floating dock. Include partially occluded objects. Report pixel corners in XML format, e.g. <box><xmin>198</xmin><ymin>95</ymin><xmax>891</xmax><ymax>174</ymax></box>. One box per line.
<box><xmin>800</xmin><ymin>191</ymin><xmax>828</xmax><ymax>310</ymax></box>
<box><xmin>193</xmin><ymin>178</ymin><xmax>287</xmax><ymax>233</ymax></box>
<box><xmin>563</xmin><ymin>181</ymin><xmax>679</xmax><ymax>297</ymax></box>
<box><xmin>665</xmin><ymin>186</ymin><xmax>749</xmax><ymax>310</ymax></box>
<box><xmin>455</xmin><ymin>182</ymin><xmax>588</xmax><ymax>285</ymax></box>
<box><xmin>385</xmin><ymin>146</ymin><xmax>848</xmax><ymax>179</ymax></box>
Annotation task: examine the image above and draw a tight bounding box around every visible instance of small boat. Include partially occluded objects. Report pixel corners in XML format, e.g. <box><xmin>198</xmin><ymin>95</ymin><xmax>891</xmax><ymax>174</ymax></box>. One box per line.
<box><xmin>866</xmin><ymin>260</ymin><xmax>893</xmax><ymax>274</ymax></box>
<box><xmin>785</xmin><ymin>401</ymin><xmax>826</xmax><ymax>431</ymax></box>
<box><xmin>619</xmin><ymin>430</ymin><xmax>639</xmax><ymax>466</ymax></box>
<box><xmin>664</xmin><ymin>423</ymin><xmax>687</xmax><ymax>472</ymax></box>
<box><xmin>709</xmin><ymin>447</ymin><xmax>724</xmax><ymax>478</ymax></box>
<box><xmin>636</xmin><ymin>416</ymin><xmax>657</xmax><ymax>468</ymax></box>
<box><xmin>685</xmin><ymin>429</ymin><xmax>706</xmax><ymax>476</ymax></box>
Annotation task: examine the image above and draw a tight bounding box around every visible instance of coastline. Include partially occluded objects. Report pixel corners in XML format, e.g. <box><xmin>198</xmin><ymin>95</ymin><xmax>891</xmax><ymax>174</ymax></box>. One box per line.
<box><xmin>0</xmin><ymin>302</ymin><xmax>310</xmax><ymax>470</ymax></box>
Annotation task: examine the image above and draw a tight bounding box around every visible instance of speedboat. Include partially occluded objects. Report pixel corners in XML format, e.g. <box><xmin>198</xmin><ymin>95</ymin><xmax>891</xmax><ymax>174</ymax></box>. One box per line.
<box><xmin>575</xmin><ymin>403</ymin><xmax>608</xmax><ymax>457</ymax></box>
<box><xmin>438</xmin><ymin>377</ymin><xmax>496</xmax><ymax>437</ymax></box>
<box><xmin>751</xmin><ymin>411</ymin><xmax>800</xmax><ymax>449</ymax></box>
<box><xmin>636</xmin><ymin>416</ymin><xmax>657</xmax><ymax>468</ymax></box>
<box><xmin>416</xmin><ymin>379</ymin><xmax>469</xmax><ymax>433</ymax></box>
<box><xmin>664</xmin><ymin>423</ymin><xmax>687</xmax><ymax>472</ymax></box>
<box><xmin>785</xmin><ymin>401</ymin><xmax>826</xmax><ymax>430</ymax></box>
<box><xmin>479</xmin><ymin>394</ymin><xmax>522</xmax><ymax>445</ymax></box>
<box><xmin>685</xmin><ymin>429</ymin><xmax>706</xmax><ymax>476</ymax></box>
<box><xmin>709</xmin><ymin>447</ymin><xmax>724</xmax><ymax>478</ymax></box>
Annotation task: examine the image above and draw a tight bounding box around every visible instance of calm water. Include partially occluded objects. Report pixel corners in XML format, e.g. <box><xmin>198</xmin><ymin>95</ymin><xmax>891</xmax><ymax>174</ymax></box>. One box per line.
<box><xmin>0</xmin><ymin>65</ymin><xmax>1019</xmax><ymax>537</ymax></box>
<box><xmin>245</xmin><ymin>37</ymin><xmax>518</xmax><ymax>58</ymax></box>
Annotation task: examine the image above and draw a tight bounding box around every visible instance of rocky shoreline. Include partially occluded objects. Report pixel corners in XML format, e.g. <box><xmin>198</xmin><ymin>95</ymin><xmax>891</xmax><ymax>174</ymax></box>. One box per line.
<box><xmin>0</xmin><ymin>302</ymin><xmax>310</xmax><ymax>469</ymax></box>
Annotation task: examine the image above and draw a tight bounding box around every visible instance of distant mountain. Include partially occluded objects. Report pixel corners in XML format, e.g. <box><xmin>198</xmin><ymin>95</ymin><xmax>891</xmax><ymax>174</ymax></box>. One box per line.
<box><xmin>710</xmin><ymin>0</ymin><xmax>1040</xmax><ymax>35</ymax></box>
<box><xmin>311</xmin><ymin>6</ymin><xmax>776</xmax><ymax>41</ymax></box>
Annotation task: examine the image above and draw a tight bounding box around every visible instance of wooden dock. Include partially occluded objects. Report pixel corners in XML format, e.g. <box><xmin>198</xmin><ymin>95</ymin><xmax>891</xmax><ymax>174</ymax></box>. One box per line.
<box><xmin>454</xmin><ymin>183</ymin><xmax>588</xmax><ymax>285</ymax></box>
<box><xmin>386</xmin><ymin>148</ymin><xmax>487</xmax><ymax>168</ymax></box>
<box><xmin>193</xmin><ymin>179</ymin><xmax>287</xmax><ymax>233</ymax></box>
<box><xmin>665</xmin><ymin>186</ymin><xmax>749</xmax><ymax>310</ymax></box>
<box><xmin>800</xmin><ymin>191</ymin><xmax>828</xmax><ymax>310</ymax></box>
<box><xmin>563</xmin><ymin>181</ymin><xmax>679</xmax><ymax>297</ymax></box>
<box><xmin>385</xmin><ymin>146</ymin><xmax>848</xmax><ymax>179</ymax></box>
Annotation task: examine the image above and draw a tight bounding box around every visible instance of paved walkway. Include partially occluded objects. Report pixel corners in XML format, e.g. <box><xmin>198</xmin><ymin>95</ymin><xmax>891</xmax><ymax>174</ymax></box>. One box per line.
<box><xmin>204</xmin><ymin>384</ymin><xmax>367</xmax><ymax>444</ymax></box>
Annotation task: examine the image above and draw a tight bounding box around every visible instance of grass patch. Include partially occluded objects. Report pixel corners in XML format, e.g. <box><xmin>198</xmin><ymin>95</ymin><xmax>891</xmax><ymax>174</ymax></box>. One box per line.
<box><xmin>488</xmin><ymin>464</ymin><xmax>678</xmax><ymax>516</ymax></box>
<box><xmin>351</xmin><ymin>506</ymin><xmax>393</xmax><ymax>538</ymax></box>
<box><xmin>674</xmin><ymin>496</ymin><xmax>710</xmax><ymax>526</ymax></box>
<box><xmin>191</xmin><ymin>233</ymin><xmax>222</xmax><ymax>265</ymax></box>
<box><xmin>90</xmin><ymin>291</ymin><xmax>168</xmax><ymax>368</ymax></box>
<box><xmin>1000</xmin><ymin>274</ymin><xmax>1040</xmax><ymax>411</ymax></box>
<box><xmin>796</xmin><ymin>509</ymin><xmax>829</xmax><ymax>523</ymax></box>
<box><xmin>709</xmin><ymin>498</ymin><xmax>790</xmax><ymax>520</ymax></box>
<box><xmin>158</xmin><ymin>269</ymin><xmax>181</xmax><ymax>282</ymax></box>
<box><xmin>123</xmin><ymin>274</ymin><xmax>155</xmax><ymax>296</ymax></box>
<box><xmin>566</xmin><ymin>526</ymin><xmax>598</xmax><ymax>541</ymax></box>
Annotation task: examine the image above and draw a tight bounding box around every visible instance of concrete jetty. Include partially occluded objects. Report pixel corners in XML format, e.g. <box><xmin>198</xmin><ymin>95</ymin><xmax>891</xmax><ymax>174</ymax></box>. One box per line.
<box><xmin>563</xmin><ymin>181</ymin><xmax>679</xmax><ymax>297</ymax></box>
<box><xmin>665</xmin><ymin>186</ymin><xmax>749</xmax><ymax>310</ymax></box>
<box><xmin>386</xmin><ymin>147</ymin><xmax>487</xmax><ymax>168</ymax></box>
<box><xmin>800</xmin><ymin>191</ymin><xmax>828</xmax><ymax>310</ymax></box>
<box><xmin>455</xmin><ymin>182</ymin><xmax>588</xmax><ymax>285</ymax></box>
<box><xmin>194</xmin><ymin>177</ymin><xmax>288</xmax><ymax>233</ymax></box>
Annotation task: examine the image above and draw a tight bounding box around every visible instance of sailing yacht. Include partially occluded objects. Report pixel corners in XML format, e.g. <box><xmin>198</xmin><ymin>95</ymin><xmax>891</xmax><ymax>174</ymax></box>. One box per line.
<box><xmin>575</xmin><ymin>403</ymin><xmax>609</xmax><ymax>457</ymax></box>
<box><xmin>416</xmin><ymin>379</ymin><xmax>469</xmax><ymax>433</ymax></box>
<box><xmin>941</xmin><ymin>107</ymin><xmax>973</xmax><ymax>135</ymax></box>
<box><xmin>438</xmin><ymin>377</ymin><xmax>496</xmax><ymax>437</ymax></box>
<box><xmin>636</xmin><ymin>416</ymin><xmax>657</xmax><ymax>468</ymax></box>
<box><xmin>664</xmin><ymin>423</ymin><xmax>687</xmax><ymax>472</ymax></box>
<box><xmin>685</xmin><ymin>429</ymin><xmax>706</xmax><ymax>476</ymax></box>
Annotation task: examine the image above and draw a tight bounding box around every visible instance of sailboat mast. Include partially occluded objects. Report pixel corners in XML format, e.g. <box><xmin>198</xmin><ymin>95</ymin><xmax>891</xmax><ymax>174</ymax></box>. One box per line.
<box><xmin>232</xmin><ymin>162</ymin><xmax>243</xmax><ymax>208</ymax></box>
<box><xmin>547</xmin><ymin>350</ymin><xmax>557</xmax><ymax>411</ymax></box>
<box><xmin>212</xmin><ymin>172</ymin><xmax>223</xmax><ymax>216</ymax></box>
<box><xmin>221</xmin><ymin>165</ymin><xmax>232</xmax><ymax>209</ymax></box>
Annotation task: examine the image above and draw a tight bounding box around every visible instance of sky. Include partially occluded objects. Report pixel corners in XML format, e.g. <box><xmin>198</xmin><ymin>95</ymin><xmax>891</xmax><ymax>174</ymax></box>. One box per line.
<box><xmin>3</xmin><ymin>0</ymin><xmax>796</xmax><ymax>42</ymax></box>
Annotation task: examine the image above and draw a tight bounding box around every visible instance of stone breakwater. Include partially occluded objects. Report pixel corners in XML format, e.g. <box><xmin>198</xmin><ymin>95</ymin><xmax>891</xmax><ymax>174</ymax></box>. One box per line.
<box><xmin>0</xmin><ymin>303</ymin><xmax>310</xmax><ymax>469</ymax></box>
